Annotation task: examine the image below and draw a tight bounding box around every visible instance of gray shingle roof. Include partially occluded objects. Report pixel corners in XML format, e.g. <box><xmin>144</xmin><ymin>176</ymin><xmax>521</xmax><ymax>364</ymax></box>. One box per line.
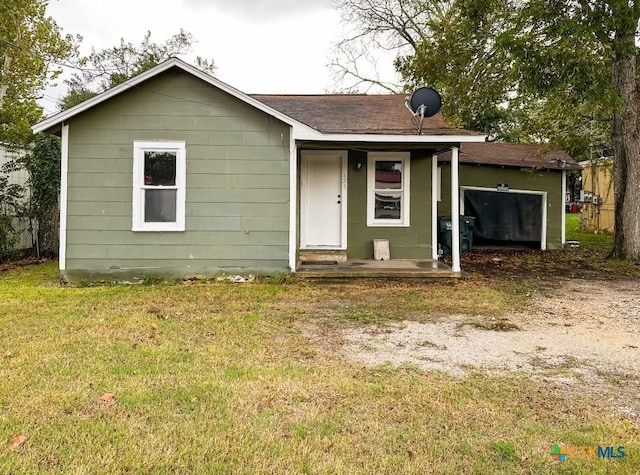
<box><xmin>251</xmin><ymin>94</ymin><xmax>481</xmax><ymax>136</ymax></box>
<box><xmin>438</xmin><ymin>142</ymin><xmax>580</xmax><ymax>170</ymax></box>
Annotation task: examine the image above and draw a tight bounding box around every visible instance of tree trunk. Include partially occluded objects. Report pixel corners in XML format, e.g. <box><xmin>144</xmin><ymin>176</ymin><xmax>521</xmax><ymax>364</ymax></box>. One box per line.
<box><xmin>0</xmin><ymin>53</ymin><xmax>12</xmax><ymax>111</ymax></box>
<box><xmin>611</xmin><ymin>43</ymin><xmax>640</xmax><ymax>260</ymax></box>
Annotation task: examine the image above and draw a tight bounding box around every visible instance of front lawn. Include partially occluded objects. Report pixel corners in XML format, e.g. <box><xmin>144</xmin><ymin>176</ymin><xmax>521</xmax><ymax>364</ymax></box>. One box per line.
<box><xmin>0</xmin><ymin>263</ymin><xmax>638</xmax><ymax>473</ymax></box>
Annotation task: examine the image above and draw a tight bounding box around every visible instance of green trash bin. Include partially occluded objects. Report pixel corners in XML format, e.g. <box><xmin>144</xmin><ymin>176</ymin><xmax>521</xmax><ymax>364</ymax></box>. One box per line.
<box><xmin>438</xmin><ymin>216</ymin><xmax>475</xmax><ymax>255</ymax></box>
<box><xmin>461</xmin><ymin>216</ymin><xmax>475</xmax><ymax>253</ymax></box>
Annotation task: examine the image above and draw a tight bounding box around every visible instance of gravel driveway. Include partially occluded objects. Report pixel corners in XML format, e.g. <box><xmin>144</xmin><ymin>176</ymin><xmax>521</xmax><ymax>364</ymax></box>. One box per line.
<box><xmin>339</xmin><ymin>279</ymin><xmax>640</xmax><ymax>419</ymax></box>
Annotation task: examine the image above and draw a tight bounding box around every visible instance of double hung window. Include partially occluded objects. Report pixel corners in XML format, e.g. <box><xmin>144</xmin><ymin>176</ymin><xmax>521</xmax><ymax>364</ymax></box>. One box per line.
<box><xmin>132</xmin><ymin>141</ymin><xmax>186</xmax><ymax>231</ymax></box>
<box><xmin>367</xmin><ymin>152</ymin><xmax>410</xmax><ymax>226</ymax></box>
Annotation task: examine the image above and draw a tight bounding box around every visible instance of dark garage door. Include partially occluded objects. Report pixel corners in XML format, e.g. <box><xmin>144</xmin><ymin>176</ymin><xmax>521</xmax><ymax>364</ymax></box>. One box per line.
<box><xmin>464</xmin><ymin>189</ymin><xmax>543</xmax><ymax>248</ymax></box>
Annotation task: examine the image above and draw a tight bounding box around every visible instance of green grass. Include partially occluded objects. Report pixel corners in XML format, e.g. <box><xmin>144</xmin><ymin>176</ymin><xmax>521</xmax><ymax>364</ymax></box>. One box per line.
<box><xmin>0</xmin><ymin>262</ymin><xmax>638</xmax><ymax>474</ymax></box>
<box><xmin>566</xmin><ymin>213</ymin><xmax>614</xmax><ymax>248</ymax></box>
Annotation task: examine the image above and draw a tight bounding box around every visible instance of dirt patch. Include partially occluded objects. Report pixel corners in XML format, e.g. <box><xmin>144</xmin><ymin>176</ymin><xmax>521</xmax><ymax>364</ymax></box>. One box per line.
<box><xmin>457</xmin><ymin>248</ymin><xmax>640</xmax><ymax>279</ymax></box>
<box><xmin>308</xmin><ymin>279</ymin><xmax>640</xmax><ymax>419</ymax></box>
<box><xmin>0</xmin><ymin>256</ymin><xmax>45</xmax><ymax>272</ymax></box>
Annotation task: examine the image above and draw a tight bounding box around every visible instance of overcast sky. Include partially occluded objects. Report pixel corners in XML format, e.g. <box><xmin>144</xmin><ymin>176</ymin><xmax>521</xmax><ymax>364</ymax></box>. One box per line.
<box><xmin>40</xmin><ymin>0</ymin><xmax>397</xmax><ymax>115</ymax></box>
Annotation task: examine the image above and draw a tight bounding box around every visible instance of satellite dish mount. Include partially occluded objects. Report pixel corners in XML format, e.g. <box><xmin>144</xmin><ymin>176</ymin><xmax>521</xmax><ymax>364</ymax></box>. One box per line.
<box><xmin>405</xmin><ymin>87</ymin><xmax>442</xmax><ymax>135</ymax></box>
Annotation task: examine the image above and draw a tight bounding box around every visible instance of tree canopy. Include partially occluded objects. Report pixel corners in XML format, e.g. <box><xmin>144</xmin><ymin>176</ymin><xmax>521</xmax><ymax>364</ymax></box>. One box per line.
<box><xmin>334</xmin><ymin>0</ymin><xmax>640</xmax><ymax>259</ymax></box>
<box><xmin>60</xmin><ymin>30</ymin><xmax>216</xmax><ymax>110</ymax></box>
<box><xmin>333</xmin><ymin>0</ymin><xmax>518</xmax><ymax>137</ymax></box>
<box><xmin>0</xmin><ymin>0</ymin><xmax>76</xmax><ymax>145</ymax></box>
<box><xmin>333</xmin><ymin>0</ymin><xmax>613</xmax><ymax>155</ymax></box>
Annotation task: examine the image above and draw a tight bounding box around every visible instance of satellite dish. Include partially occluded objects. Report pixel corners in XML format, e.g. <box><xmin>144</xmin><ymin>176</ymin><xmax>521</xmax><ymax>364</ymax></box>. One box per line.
<box><xmin>409</xmin><ymin>87</ymin><xmax>442</xmax><ymax>117</ymax></box>
<box><xmin>405</xmin><ymin>87</ymin><xmax>442</xmax><ymax>135</ymax></box>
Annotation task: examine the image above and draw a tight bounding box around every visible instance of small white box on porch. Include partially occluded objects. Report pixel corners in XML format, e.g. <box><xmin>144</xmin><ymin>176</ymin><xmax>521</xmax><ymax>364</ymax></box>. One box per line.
<box><xmin>373</xmin><ymin>239</ymin><xmax>390</xmax><ymax>261</ymax></box>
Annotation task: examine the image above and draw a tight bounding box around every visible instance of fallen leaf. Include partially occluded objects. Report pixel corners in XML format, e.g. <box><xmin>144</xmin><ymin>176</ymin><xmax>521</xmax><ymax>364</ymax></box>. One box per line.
<box><xmin>11</xmin><ymin>435</ymin><xmax>26</xmax><ymax>448</ymax></box>
<box><xmin>407</xmin><ymin>449</ymin><xmax>415</xmax><ymax>460</ymax></box>
<box><xmin>100</xmin><ymin>393</ymin><xmax>116</xmax><ymax>402</ymax></box>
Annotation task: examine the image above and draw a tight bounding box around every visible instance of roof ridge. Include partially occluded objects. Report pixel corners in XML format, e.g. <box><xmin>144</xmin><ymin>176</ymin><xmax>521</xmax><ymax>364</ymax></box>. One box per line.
<box><xmin>250</xmin><ymin>93</ymin><xmax>405</xmax><ymax>97</ymax></box>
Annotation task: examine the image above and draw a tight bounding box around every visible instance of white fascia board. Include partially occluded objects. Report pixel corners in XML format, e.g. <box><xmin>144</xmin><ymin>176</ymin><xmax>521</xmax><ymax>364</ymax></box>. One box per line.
<box><xmin>293</xmin><ymin>130</ymin><xmax>487</xmax><ymax>143</ymax></box>
<box><xmin>32</xmin><ymin>57</ymin><xmax>318</xmax><ymax>136</ymax></box>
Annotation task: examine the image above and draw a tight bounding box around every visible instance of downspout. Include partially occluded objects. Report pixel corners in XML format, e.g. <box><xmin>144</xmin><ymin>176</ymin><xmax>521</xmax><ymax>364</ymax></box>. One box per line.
<box><xmin>60</xmin><ymin>123</ymin><xmax>69</xmax><ymax>271</ymax></box>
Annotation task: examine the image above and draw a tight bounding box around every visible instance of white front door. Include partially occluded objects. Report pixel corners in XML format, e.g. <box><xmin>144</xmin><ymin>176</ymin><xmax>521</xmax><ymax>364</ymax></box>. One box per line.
<box><xmin>300</xmin><ymin>151</ymin><xmax>347</xmax><ymax>249</ymax></box>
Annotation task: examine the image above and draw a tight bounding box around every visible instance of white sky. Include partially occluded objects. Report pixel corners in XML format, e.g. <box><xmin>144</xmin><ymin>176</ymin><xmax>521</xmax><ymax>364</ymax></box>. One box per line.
<box><xmin>41</xmin><ymin>0</ymin><xmax>399</xmax><ymax>115</ymax></box>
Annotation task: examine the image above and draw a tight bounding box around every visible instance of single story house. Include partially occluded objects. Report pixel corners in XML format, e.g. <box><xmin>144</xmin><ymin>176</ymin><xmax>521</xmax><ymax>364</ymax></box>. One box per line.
<box><xmin>580</xmin><ymin>158</ymin><xmax>614</xmax><ymax>232</ymax></box>
<box><xmin>33</xmin><ymin>58</ymin><xmax>490</xmax><ymax>282</ymax></box>
<box><xmin>33</xmin><ymin>58</ymin><xmax>576</xmax><ymax>282</ymax></box>
<box><xmin>437</xmin><ymin>143</ymin><xmax>581</xmax><ymax>250</ymax></box>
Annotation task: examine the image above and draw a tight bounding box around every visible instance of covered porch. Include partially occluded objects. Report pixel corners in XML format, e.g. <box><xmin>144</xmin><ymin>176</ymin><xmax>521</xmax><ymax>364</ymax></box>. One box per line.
<box><xmin>254</xmin><ymin>92</ymin><xmax>487</xmax><ymax>278</ymax></box>
<box><xmin>293</xmin><ymin>145</ymin><xmax>467</xmax><ymax>277</ymax></box>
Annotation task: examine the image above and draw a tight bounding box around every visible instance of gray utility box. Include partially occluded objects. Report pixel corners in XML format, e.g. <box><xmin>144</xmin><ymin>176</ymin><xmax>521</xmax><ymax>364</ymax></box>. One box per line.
<box><xmin>438</xmin><ymin>216</ymin><xmax>475</xmax><ymax>255</ymax></box>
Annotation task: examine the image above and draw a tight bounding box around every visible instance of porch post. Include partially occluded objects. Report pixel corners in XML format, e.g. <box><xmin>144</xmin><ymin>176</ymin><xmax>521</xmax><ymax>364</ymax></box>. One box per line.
<box><xmin>432</xmin><ymin>153</ymin><xmax>439</xmax><ymax>260</ymax></box>
<box><xmin>451</xmin><ymin>146</ymin><xmax>461</xmax><ymax>272</ymax></box>
<box><xmin>288</xmin><ymin>135</ymin><xmax>297</xmax><ymax>272</ymax></box>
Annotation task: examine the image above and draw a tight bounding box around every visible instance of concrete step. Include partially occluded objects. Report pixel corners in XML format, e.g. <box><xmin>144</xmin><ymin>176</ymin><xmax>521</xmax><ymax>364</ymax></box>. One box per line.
<box><xmin>298</xmin><ymin>249</ymin><xmax>348</xmax><ymax>266</ymax></box>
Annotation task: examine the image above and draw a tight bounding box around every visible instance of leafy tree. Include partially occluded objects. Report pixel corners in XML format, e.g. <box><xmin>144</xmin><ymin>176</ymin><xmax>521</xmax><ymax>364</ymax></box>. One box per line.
<box><xmin>334</xmin><ymin>0</ymin><xmax>640</xmax><ymax>260</ymax></box>
<box><xmin>22</xmin><ymin>134</ymin><xmax>61</xmax><ymax>255</ymax></box>
<box><xmin>0</xmin><ymin>0</ymin><xmax>76</xmax><ymax>146</ymax></box>
<box><xmin>60</xmin><ymin>30</ymin><xmax>216</xmax><ymax>110</ymax></box>
<box><xmin>509</xmin><ymin>1</ymin><xmax>639</xmax><ymax>258</ymax></box>
<box><xmin>333</xmin><ymin>0</ymin><xmax>519</xmax><ymax>138</ymax></box>
<box><xmin>394</xmin><ymin>0</ymin><xmax>516</xmax><ymax>136</ymax></box>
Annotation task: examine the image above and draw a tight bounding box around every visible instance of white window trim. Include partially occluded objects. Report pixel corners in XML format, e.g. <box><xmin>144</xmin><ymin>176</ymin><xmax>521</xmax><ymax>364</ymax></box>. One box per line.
<box><xmin>367</xmin><ymin>152</ymin><xmax>410</xmax><ymax>227</ymax></box>
<box><xmin>132</xmin><ymin>140</ymin><xmax>186</xmax><ymax>232</ymax></box>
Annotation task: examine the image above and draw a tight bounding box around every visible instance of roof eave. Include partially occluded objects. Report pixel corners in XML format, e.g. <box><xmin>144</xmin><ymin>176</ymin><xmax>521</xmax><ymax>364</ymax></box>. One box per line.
<box><xmin>439</xmin><ymin>159</ymin><xmax>581</xmax><ymax>171</ymax></box>
<box><xmin>293</xmin><ymin>130</ymin><xmax>487</xmax><ymax>143</ymax></box>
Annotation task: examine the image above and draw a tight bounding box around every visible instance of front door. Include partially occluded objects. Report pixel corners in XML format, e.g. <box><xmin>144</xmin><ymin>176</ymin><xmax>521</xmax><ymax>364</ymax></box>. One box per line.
<box><xmin>300</xmin><ymin>151</ymin><xmax>346</xmax><ymax>248</ymax></box>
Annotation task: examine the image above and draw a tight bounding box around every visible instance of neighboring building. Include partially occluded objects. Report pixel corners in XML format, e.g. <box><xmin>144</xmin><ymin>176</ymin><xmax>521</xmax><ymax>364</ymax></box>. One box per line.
<box><xmin>438</xmin><ymin>143</ymin><xmax>580</xmax><ymax>250</ymax></box>
<box><xmin>0</xmin><ymin>143</ymin><xmax>32</xmax><ymax>252</ymax></box>
<box><xmin>580</xmin><ymin>158</ymin><xmax>614</xmax><ymax>232</ymax></box>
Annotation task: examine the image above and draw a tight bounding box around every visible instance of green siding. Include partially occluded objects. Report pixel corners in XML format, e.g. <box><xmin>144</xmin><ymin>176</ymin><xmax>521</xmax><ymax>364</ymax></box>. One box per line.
<box><xmin>64</xmin><ymin>68</ymin><xmax>291</xmax><ymax>282</ymax></box>
<box><xmin>346</xmin><ymin>151</ymin><xmax>434</xmax><ymax>259</ymax></box>
<box><xmin>438</xmin><ymin>163</ymin><xmax>564</xmax><ymax>249</ymax></box>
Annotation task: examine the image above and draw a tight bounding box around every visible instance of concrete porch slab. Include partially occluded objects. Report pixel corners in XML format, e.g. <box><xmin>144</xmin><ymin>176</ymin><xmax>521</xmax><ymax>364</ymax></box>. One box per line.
<box><xmin>296</xmin><ymin>259</ymin><xmax>461</xmax><ymax>278</ymax></box>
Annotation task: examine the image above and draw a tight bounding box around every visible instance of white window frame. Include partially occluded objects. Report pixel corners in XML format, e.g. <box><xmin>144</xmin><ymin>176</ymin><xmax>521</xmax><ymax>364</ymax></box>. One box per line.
<box><xmin>132</xmin><ymin>140</ymin><xmax>186</xmax><ymax>232</ymax></box>
<box><xmin>367</xmin><ymin>152</ymin><xmax>410</xmax><ymax>227</ymax></box>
